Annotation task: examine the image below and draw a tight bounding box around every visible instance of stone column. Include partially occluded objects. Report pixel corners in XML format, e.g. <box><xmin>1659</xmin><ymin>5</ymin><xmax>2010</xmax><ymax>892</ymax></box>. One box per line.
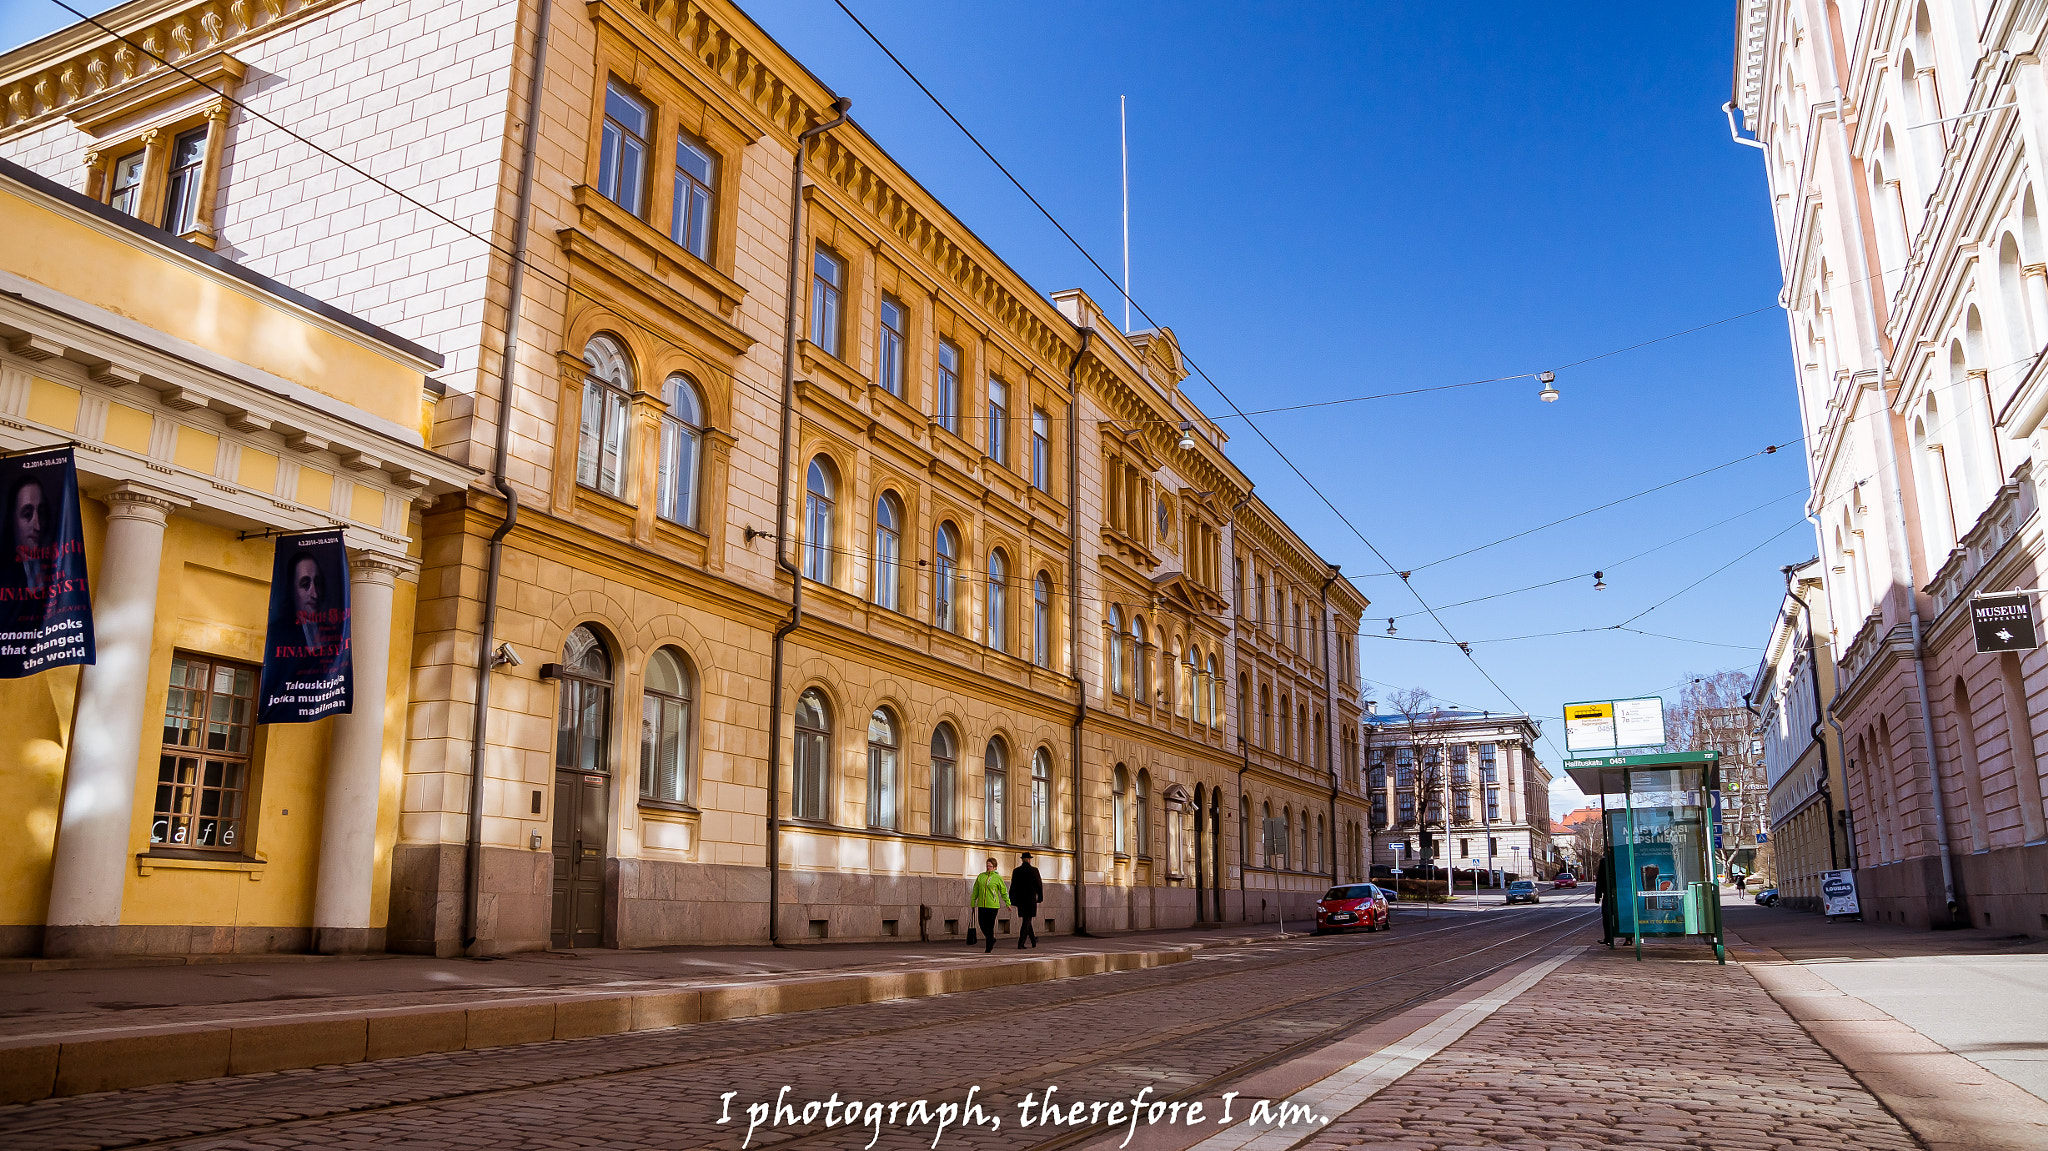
<box><xmin>45</xmin><ymin>486</ymin><xmax>180</xmax><ymax>958</ymax></box>
<box><xmin>312</xmin><ymin>554</ymin><xmax>404</xmax><ymax>953</ymax></box>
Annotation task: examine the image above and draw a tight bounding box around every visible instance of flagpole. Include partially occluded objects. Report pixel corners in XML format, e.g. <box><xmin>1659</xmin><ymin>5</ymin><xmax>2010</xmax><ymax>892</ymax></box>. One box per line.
<box><xmin>1120</xmin><ymin>94</ymin><xmax>1130</xmax><ymax>334</ymax></box>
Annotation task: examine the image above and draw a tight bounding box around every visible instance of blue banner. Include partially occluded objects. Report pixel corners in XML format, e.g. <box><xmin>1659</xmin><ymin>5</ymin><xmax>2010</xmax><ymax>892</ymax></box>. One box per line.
<box><xmin>258</xmin><ymin>530</ymin><xmax>352</xmax><ymax>724</ymax></box>
<box><xmin>0</xmin><ymin>447</ymin><xmax>94</xmax><ymax>678</ymax></box>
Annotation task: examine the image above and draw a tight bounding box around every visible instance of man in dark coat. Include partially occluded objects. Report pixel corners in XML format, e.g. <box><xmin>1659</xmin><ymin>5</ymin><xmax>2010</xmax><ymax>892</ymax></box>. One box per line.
<box><xmin>1010</xmin><ymin>852</ymin><xmax>1044</xmax><ymax>949</ymax></box>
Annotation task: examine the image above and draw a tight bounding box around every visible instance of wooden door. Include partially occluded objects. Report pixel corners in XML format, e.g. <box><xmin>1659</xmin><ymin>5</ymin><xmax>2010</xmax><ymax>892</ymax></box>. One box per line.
<box><xmin>551</xmin><ymin>769</ymin><xmax>608</xmax><ymax>948</ymax></box>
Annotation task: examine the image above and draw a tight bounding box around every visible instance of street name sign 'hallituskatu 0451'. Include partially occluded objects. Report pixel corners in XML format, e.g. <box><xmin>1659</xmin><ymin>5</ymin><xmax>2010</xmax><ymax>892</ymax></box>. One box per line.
<box><xmin>1971</xmin><ymin>592</ymin><xmax>2038</xmax><ymax>654</ymax></box>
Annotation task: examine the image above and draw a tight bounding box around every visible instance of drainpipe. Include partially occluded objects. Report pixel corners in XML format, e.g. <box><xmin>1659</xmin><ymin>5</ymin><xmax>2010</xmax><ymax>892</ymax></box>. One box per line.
<box><xmin>766</xmin><ymin>95</ymin><xmax>852</xmax><ymax>947</ymax></box>
<box><xmin>1226</xmin><ymin>491</ymin><xmax>1254</xmax><ymax>919</ymax></box>
<box><xmin>462</xmin><ymin>0</ymin><xmax>552</xmax><ymax>955</ymax></box>
<box><xmin>1808</xmin><ymin>519</ymin><xmax>1860</xmax><ymax>871</ymax></box>
<box><xmin>1320</xmin><ymin>567</ymin><xmax>1340</xmax><ymax>883</ymax></box>
<box><xmin>1065</xmin><ymin>327</ymin><xmax>1094</xmax><ymax>937</ymax></box>
<box><xmin>1879</xmin><ymin>412</ymin><xmax>1962</xmax><ymax>924</ymax></box>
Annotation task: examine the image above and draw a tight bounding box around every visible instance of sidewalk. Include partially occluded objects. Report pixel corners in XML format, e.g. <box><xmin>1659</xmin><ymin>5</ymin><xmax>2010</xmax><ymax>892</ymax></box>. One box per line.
<box><xmin>1255</xmin><ymin>904</ymin><xmax>2048</xmax><ymax>1151</ymax></box>
<box><xmin>0</xmin><ymin>922</ymin><xmax>1282</xmax><ymax>1103</ymax></box>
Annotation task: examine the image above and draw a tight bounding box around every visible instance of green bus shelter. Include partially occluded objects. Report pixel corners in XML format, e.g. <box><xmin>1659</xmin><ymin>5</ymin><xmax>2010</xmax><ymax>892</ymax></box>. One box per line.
<box><xmin>1563</xmin><ymin>750</ymin><xmax>1726</xmax><ymax>964</ymax></box>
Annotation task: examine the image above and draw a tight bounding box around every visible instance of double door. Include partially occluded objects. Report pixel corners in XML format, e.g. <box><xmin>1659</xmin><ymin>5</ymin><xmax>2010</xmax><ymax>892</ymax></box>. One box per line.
<box><xmin>551</xmin><ymin>769</ymin><xmax>608</xmax><ymax>948</ymax></box>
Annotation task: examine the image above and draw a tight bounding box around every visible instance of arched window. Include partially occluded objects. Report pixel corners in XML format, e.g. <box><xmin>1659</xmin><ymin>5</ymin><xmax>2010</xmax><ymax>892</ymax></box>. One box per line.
<box><xmin>1031</xmin><ymin>748</ymin><xmax>1053</xmax><ymax>846</ymax></box>
<box><xmin>803</xmin><ymin>458</ymin><xmax>836</xmax><ymax>584</ymax></box>
<box><xmin>1169</xmin><ymin>641</ymin><xmax>1184</xmax><ymax>716</ymax></box>
<box><xmin>656</xmin><ymin>374</ymin><xmax>703</xmax><ymax>527</ymax></box>
<box><xmin>556</xmin><ymin>625</ymin><xmax>614</xmax><ymax>779</ymax></box>
<box><xmin>1260</xmin><ymin>685</ymin><xmax>1273</xmax><ymax>750</ymax></box>
<box><xmin>1135</xmin><ymin>769</ymin><xmax>1151</xmax><ymax>857</ymax></box>
<box><xmin>1032</xmin><ymin>573</ymin><xmax>1052</xmax><ymax>668</ymax></box>
<box><xmin>640</xmin><ymin>647</ymin><xmax>692</xmax><ymax>804</ymax></box>
<box><xmin>1240</xmin><ymin>795</ymin><xmax>1251</xmax><ymax>863</ymax></box>
<box><xmin>1279</xmin><ymin>693</ymin><xmax>1292</xmax><ymax>758</ymax></box>
<box><xmin>1237</xmin><ymin>675</ymin><xmax>1249</xmax><ymax>738</ymax></box>
<box><xmin>2001</xmin><ymin>233</ymin><xmax>2032</xmax><ymax>362</ymax></box>
<box><xmin>1108</xmin><ymin>606</ymin><xmax>1125</xmax><ymax>696</ymax></box>
<box><xmin>873</xmin><ymin>492</ymin><xmax>903</xmax><ymax>611</ymax></box>
<box><xmin>793</xmin><ymin>688</ymin><xmax>831</xmax><ymax>821</ymax></box>
<box><xmin>931</xmin><ymin>723</ymin><xmax>958</xmax><ymax>837</ymax></box>
<box><xmin>578</xmin><ymin>336</ymin><xmax>631</xmax><ymax>497</ymax></box>
<box><xmin>1206</xmin><ymin>654</ymin><xmax>1220</xmax><ymax>729</ymax></box>
<box><xmin>867</xmin><ymin>708</ymin><xmax>900</xmax><ymax>830</ymax></box>
<box><xmin>1315</xmin><ymin>813</ymin><xmax>1325</xmax><ymax>873</ymax></box>
<box><xmin>987</xmin><ymin>549</ymin><xmax>1008</xmax><ymax>652</ymax></box>
<box><xmin>984</xmin><ymin>737</ymin><xmax>1009</xmax><ymax>842</ymax></box>
<box><xmin>1298</xmin><ymin>706</ymin><xmax>1310</xmax><ymax>765</ymax></box>
<box><xmin>1131</xmin><ymin>616</ymin><xmax>1149</xmax><ymax>702</ymax></box>
<box><xmin>1112</xmin><ymin>765</ymin><xmax>1130</xmax><ymax>855</ymax></box>
<box><xmin>935</xmin><ymin>522</ymin><xmax>961</xmax><ymax>633</ymax></box>
<box><xmin>1281</xmin><ymin>806</ymin><xmax>1294</xmax><ymax>869</ymax></box>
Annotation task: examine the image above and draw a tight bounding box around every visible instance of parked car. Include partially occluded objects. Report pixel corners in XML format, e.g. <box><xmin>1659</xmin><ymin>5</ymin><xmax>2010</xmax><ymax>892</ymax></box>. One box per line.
<box><xmin>1553</xmin><ymin>873</ymin><xmax>1578</xmax><ymax>888</ymax></box>
<box><xmin>1753</xmin><ymin>886</ymin><xmax>1779</xmax><ymax>906</ymax></box>
<box><xmin>1314</xmin><ymin>883</ymin><xmax>1391</xmax><ymax>935</ymax></box>
<box><xmin>1505</xmin><ymin>879</ymin><xmax>1541</xmax><ymax>905</ymax></box>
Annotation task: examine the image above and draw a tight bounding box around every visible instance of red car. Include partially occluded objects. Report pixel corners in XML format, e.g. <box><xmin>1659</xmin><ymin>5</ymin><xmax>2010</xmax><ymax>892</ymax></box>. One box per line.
<box><xmin>1553</xmin><ymin>873</ymin><xmax>1579</xmax><ymax>888</ymax></box>
<box><xmin>1314</xmin><ymin>883</ymin><xmax>1390</xmax><ymax>935</ymax></box>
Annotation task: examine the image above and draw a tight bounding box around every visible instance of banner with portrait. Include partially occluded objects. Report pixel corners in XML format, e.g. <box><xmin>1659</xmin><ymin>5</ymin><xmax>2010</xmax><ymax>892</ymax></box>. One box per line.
<box><xmin>258</xmin><ymin>530</ymin><xmax>352</xmax><ymax>724</ymax></box>
<box><xmin>0</xmin><ymin>446</ymin><xmax>94</xmax><ymax>679</ymax></box>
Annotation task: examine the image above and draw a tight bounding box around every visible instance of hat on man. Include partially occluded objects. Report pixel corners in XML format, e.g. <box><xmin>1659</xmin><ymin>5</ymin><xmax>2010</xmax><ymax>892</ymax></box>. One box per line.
<box><xmin>1020</xmin><ymin>852</ymin><xmax>1032</xmax><ymax>860</ymax></box>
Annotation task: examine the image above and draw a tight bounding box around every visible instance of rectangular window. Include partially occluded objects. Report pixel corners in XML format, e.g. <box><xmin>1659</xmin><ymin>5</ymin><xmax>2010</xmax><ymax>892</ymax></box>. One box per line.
<box><xmin>1486</xmin><ymin>788</ymin><xmax>1500</xmax><ymax>822</ymax></box>
<box><xmin>1481</xmin><ymin>743</ymin><xmax>1497</xmax><ymax>784</ymax></box>
<box><xmin>109</xmin><ymin>150</ymin><xmax>145</xmax><ymax>217</ymax></box>
<box><xmin>671</xmin><ymin>132</ymin><xmax>716</xmax><ymax>259</ymax></box>
<box><xmin>878</xmin><ymin>298</ymin><xmax>905</xmax><ymax>397</ymax></box>
<box><xmin>162</xmin><ymin>127</ymin><xmax>207</xmax><ymax>236</ymax></box>
<box><xmin>985</xmin><ymin>768</ymin><xmax>1007</xmax><ymax>842</ymax></box>
<box><xmin>936</xmin><ymin>341</ymin><xmax>960</xmax><ymax>433</ymax></box>
<box><xmin>1398</xmin><ymin>794</ymin><xmax>1415</xmax><ymax>823</ymax></box>
<box><xmin>987</xmin><ymin>378</ymin><xmax>1008</xmax><ymax>465</ymax></box>
<box><xmin>598</xmin><ymin>81</ymin><xmax>649</xmax><ymax>216</ymax></box>
<box><xmin>154</xmin><ymin>654</ymin><xmax>258</xmax><ymax>852</ymax></box>
<box><xmin>1031</xmin><ymin>408</ymin><xmax>1050</xmax><ymax>490</ymax></box>
<box><xmin>811</xmin><ymin>248</ymin><xmax>845</xmax><ymax>357</ymax></box>
<box><xmin>1234</xmin><ymin>558</ymin><xmax>1246</xmax><ymax>614</ymax></box>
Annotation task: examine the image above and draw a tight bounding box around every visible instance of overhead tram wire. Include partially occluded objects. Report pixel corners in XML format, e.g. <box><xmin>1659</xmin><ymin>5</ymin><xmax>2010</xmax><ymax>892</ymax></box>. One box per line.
<box><xmin>825</xmin><ymin>0</ymin><xmax>1684</xmax><ymax>750</ymax></box>
<box><xmin>53</xmin><ymin>0</ymin><xmax>1867</xmax><ymax>712</ymax></box>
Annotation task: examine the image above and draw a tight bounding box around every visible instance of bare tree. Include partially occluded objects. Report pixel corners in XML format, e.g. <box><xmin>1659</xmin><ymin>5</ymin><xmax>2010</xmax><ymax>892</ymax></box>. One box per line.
<box><xmin>1663</xmin><ymin>671</ymin><xmax>1770</xmax><ymax>882</ymax></box>
<box><xmin>1385</xmin><ymin>688</ymin><xmax>1456</xmax><ymax>876</ymax></box>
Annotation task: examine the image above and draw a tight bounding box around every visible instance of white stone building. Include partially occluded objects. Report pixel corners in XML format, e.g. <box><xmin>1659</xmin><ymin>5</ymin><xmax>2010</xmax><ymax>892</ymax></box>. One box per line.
<box><xmin>1734</xmin><ymin>0</ymin><xmax>2048</xmax><ymax>932</ymax></box>
<box><xmin>1361</xmin><ymin>709</ymin><xmax>1553</xmax><ymax>882</ymax></box>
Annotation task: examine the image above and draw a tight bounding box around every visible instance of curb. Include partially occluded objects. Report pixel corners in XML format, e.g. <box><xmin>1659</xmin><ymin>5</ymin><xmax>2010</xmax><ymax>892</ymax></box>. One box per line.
<box><xmin>0</xmin><ymin>946</ymin><xmax>1196</xmax><ymax>1104</ymax></box>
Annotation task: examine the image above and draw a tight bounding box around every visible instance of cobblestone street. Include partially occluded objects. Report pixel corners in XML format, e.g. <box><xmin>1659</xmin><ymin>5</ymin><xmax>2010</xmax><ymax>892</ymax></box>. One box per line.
<box><xmin>6</xmin><ymin>898</ymin><xmax>2012</xmax><ymax>1151</ymax></box>
<box><xmin>0</xmin><ymin>904</ymin><xmax>1588</xmax><ymax>1151</ymax></box>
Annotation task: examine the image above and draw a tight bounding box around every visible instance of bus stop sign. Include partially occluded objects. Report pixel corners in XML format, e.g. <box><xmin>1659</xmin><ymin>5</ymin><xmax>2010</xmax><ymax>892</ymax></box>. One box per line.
<box><xmin>1972</xmin><ymin>593</ymin><xmax>2037</xmax><ymax>654</ymax></box>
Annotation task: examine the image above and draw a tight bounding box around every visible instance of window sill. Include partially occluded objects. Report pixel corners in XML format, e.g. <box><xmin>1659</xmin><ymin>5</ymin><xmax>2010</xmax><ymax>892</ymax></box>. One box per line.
<box><xmin>638</xmin><ymin>797</ymin><xmax>699</xmax><ymax>815</ymax></box>
<box><xmin>136</xmin><ymin>851</ymin><xmax>265</xmax><ymax>879</ymax></box>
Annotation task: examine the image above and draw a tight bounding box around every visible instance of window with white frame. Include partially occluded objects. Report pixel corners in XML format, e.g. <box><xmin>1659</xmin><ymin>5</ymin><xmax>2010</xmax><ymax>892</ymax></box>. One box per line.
<box><xmin>987</xmin><ymin>378</ymin><xmax>1009</xmax><ymax>466</ymax></box>
<box><xmin>936</xmin><ymin>341</ymin><xmax>961</xmax><ymax>434</ymax></box>
<box><xmin>873</xmin><ymin>492</ymin><xmax>903</xmax><ymax>611</ymax></box>
<box><xmin>986</xmin><ymin>549</ymin><xmax>1007</xmax><ymax>652</ymax></box>
<box><xmin>935</xmin><ymin>522</ymin><xmax>961</xmax><ymax>633</ymax></box>
<box><xmin>1032</xmin><ymin>573</ymin><xmax>1052</xmax><ymax>668</ymax></box>
<box><xmin>811</xmin><ymin>247</ymin><xmax>845</xmax><ymax>357</ymax></box>
<box><xmin>599</xmin><ymin>81</ymin><xmax>649</xmax><ymax>216</ymax></box>
<box><xmin>793</xmin><ymin>689</ymin><xmax>831</xmax><ymax>822</ymax></box>
<box><xmin>578</xmin><ymin>336</ymin><xmax>632</xmax><ymax>498</ymax></box>
<box><xmin>803</xmin><ymin>457</ymin><xmax>836</xmax><ymax>584</ymax></box>
<box><xmin>656</xmin><ymin>375</ymin><xmax>703</xmax><ymax>528</ymax></box>
<box><xmin>671</xmin><ymin>132</ymin><xmax>716</xmax><ymax>259</ymax></box>
<box><xmin>984</xmin><ymin>738</ymin><xmax>1008</xmax><ymax>842</ymax></box>
<box><xmin>931</xmin><ymin>723</ymin><xmax>958</xmax><ymax>837</ymax></box>
<box><xmin>1031</xmin><ymin>748</ymin><xmax>1052</xmax><ymax>847</ymax></box>
<box><xmin>867</xmin><ymin>708</ymin><xmax>900</xmax><ymax>830</ymax></box>
<box><xmin>1031</xmin><ymin>408</ymin><xmax>1050</xmax><ymax>490</ymax></box>
<box><xmin>640</xmin><ymin>648</ymin><xmax>692</xmax><ymax>804</ymax></box>
<box><xmin>878</xmin><ymin>298</ymin><xmax>905</xmax><ymax>397</ymax></box>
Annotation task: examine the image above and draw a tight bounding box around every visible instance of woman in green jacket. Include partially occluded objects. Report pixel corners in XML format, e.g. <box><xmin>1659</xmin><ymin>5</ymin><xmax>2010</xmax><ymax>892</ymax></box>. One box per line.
<box><xmin>970</xmin><ymin>857</ymin><xmax>1009</xmax><ymax>953</ymax></box>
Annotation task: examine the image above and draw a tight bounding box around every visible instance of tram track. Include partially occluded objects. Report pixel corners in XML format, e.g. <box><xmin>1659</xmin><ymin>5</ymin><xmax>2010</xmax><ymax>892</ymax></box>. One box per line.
<box><xmin>0</xmin><ymin>905</ymin><xmax>1596</xmax><ymax>1151</ymax></box>
<box><xmin>754</xmin><ymin>908</ymin><xmax>1597</xmax><ymax>1151</ymax></box>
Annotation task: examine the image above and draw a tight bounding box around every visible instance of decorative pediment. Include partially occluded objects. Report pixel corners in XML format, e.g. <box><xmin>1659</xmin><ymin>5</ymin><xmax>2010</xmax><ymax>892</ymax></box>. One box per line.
<box><xmin>1152</xmin><ymin>567</ymin><xmax>1226</xmax><ymax>616</ymax></box>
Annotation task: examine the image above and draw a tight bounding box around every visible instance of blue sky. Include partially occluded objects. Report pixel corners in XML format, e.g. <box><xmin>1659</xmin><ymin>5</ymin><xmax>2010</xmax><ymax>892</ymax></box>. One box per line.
<box><xmin>4</xmin><ymin>2</ymin><xmax>1806</xmax><ymax>812</ymax></box>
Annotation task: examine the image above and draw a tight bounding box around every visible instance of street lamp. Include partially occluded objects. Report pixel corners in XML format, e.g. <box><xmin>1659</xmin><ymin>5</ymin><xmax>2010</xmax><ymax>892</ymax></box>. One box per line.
<box><xmin>1537</xmin><ymin>371</ymin><xmax>1559</xmax><ymax>403</ymax></box>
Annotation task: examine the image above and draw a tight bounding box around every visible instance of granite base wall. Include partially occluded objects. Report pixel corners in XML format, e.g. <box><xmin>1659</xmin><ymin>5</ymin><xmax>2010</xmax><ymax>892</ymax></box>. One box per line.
<box><xmin>388</xmin><ymin>841</ymin><xmax>552</xmax><ymax>956</ymax></box>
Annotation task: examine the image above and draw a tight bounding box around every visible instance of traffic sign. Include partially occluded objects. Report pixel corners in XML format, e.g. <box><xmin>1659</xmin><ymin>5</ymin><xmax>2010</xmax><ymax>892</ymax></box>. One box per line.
<box><xmin>1972</xmin><ymin>593</ymin><xmax>2038</xmax><ymax>654</ymax></box>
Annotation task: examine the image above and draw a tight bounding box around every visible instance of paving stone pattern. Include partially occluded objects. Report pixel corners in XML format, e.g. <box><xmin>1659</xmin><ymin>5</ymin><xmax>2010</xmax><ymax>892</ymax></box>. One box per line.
<box><xmin>1297</xmin><ymin>946</ymin><xmax>1923</xmax><ymax>1151</ymax></box>
<box><xmin>0</xmin><ymin>912</ymin><xmax>1587</xmax><ymax>1151</ymax></box>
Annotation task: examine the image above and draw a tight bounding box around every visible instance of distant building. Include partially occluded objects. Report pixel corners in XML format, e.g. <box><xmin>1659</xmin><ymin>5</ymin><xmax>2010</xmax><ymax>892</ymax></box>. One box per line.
<box><xmin>1696</xmin><ymin>706</ymin><xmax>1772</xmax><ymax>883</ymax></box>
<box><xmin>1362</xmin><ymin>710</ymin><xmax>1552</xmax><ymax>880</ymax></box>
<box><xmin>1752</xmin><ymin>560</ymin><xmax>1849</xmax><ymax>912</ymax></box>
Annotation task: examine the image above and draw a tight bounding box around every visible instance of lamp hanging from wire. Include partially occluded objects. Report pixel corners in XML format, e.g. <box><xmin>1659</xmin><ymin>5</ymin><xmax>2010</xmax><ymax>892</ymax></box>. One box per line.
<box><xmin>1537</xmin><ymin>371</ymin><xmax>1559</xmax><ymax>403</ymax></box>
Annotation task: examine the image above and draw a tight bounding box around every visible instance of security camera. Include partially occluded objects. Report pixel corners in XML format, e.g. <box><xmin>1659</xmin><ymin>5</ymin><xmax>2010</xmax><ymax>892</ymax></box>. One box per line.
<box><xmin>492</xmin><ymin>642</ymin><xmax>523</xmax><ymax>668</ymax></box>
